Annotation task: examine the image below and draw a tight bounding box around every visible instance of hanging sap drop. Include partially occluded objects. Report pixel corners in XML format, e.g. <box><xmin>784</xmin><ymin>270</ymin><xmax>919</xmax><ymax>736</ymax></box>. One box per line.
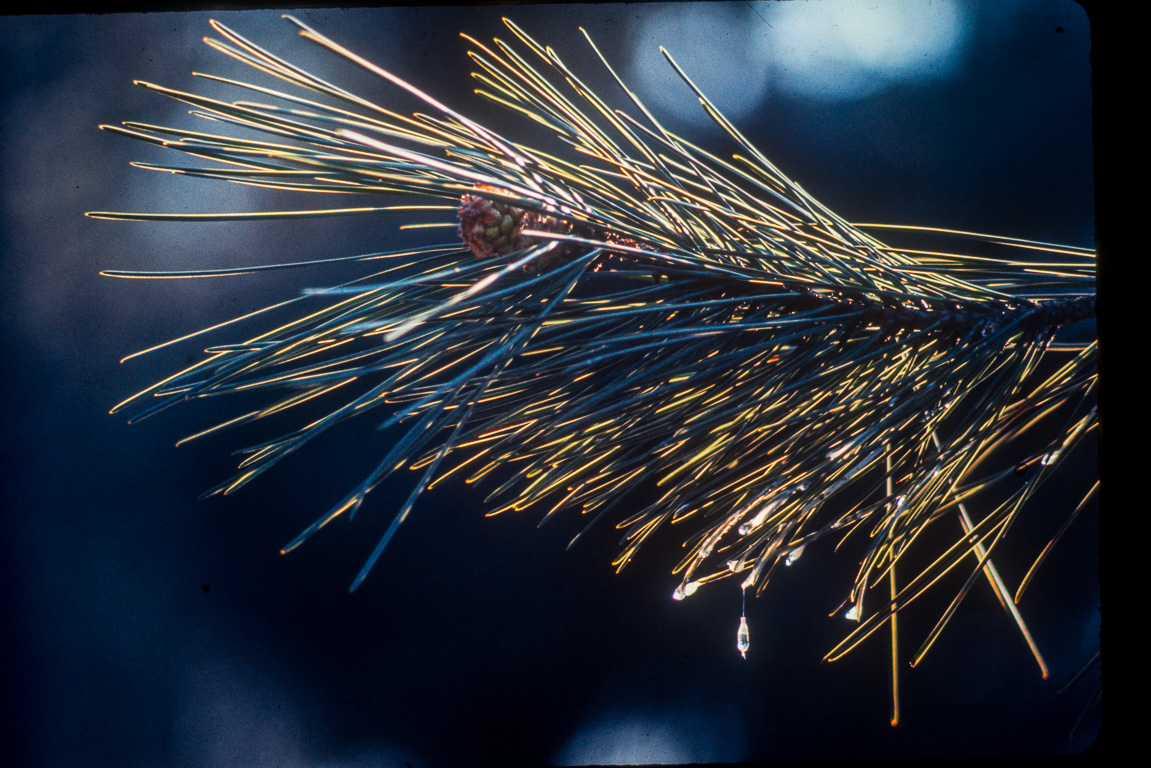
<box><xmin>672</xmin><ymin>581</ymin><xmax>700</xmax><ymax>601</ymax></box>
<box><xmin>844</xmin><ymin>604</ymin><xmax>860</xmax><ymax>621</ymax></box>
<box><xmin>737</xmin><ymin>615</ymin><xmax>750</xmax><ymax>658</ymax></box>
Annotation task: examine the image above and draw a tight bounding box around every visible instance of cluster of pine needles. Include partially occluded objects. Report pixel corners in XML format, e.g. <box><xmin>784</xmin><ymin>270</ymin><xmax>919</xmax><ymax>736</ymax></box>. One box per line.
<box><xmin>90</xmin><ymin>16</ymin><xmax>1096</xmax><ymax>720</ymax></box>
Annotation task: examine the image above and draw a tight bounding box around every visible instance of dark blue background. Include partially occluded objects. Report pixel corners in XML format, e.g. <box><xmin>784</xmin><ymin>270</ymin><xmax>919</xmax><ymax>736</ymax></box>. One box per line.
<box><xmin>2</xmin><ymin>3</ymin><xmax>1098</xmax><ymax>765</ymax></box>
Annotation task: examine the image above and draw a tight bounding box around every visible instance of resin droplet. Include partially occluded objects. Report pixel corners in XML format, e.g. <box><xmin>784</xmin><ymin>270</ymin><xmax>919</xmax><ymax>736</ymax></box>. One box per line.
<box><xmin>826</xmin><ymin>437</ymin><xmax>860</xmax><ymax>461</ymax></box>
<box><xmin>785</xmin><ymin>544</ymin><xmax>806</xmax><ymax>566</ymax></box>
<box><xmin>672</xmin><ymin>581</ymin><xmax>700</xmax><ymax>601</ymax></box>
<box><xmin>844</xmin><ymin>604</ymin><xmax>860</xmax><ymax>621</ymax></box>
<box><xmin>738</xmin><ymin>492</ymin><xmax>788</xmax><ymax>536</ymax></box>
<box><xmin>737</xmin><ymin>615</ymin><xmax>750</xmax><ymax>658</ymax></box>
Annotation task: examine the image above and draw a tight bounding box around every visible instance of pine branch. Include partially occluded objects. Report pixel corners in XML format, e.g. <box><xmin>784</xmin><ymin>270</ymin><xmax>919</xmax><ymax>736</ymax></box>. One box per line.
<box><xmin>90</xmin><ymin>15</ymin><xmax>1097</xmax><ymax>713</ymax></box>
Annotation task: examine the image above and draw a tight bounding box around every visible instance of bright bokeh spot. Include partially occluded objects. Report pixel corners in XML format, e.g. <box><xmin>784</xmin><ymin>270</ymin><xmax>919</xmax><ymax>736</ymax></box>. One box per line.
<box><xmin>757</xmin><ymin>0</ymin><xmax>973</xmax><ymax>101</ymax></box>
<box><xmin>627</xmin><ymin>3</ymin><xmax>773</xmax><ymax>127</ymax></box>
<box><xmin>554</xmin><ymin>709</ymin><xmax>745</xmax><ymax>765</ymax></box>
<box><xmin>627</xmin><ymin>1</ymin><xmax>974</xmax><ymax>128</ymax></box>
